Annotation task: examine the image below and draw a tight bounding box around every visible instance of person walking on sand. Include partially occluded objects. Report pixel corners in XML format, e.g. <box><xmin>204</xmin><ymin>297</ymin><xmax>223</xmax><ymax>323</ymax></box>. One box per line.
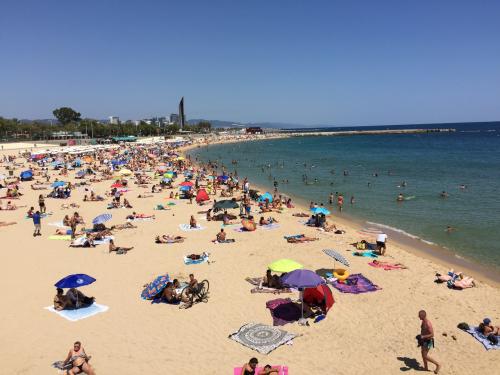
<box><xmin>32</xmin><ymin>210</ymin><xmax>42</xmax><ymax>237</ymax></box>
<box><xmin>417</xmin><ymin>310</ymin><xmax>441</xmax><ymax>374</ymax></box>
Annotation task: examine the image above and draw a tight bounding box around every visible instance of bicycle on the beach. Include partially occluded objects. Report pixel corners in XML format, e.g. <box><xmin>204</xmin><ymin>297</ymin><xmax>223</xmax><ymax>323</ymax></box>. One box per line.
<box><xmin>180</xmin><ymin>279</ymin><xmax>210</xmax><ymax>308</ymax></box>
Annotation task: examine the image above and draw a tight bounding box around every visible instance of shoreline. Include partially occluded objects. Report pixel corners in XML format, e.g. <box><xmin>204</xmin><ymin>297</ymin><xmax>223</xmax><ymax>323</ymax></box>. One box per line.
<box><xmin>181</xmin><ymin>138</ymin><xmax>500</xmax><ymax>289</ymax></box>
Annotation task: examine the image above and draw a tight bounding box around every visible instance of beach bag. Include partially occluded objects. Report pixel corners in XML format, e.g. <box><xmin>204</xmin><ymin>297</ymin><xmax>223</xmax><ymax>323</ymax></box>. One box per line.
<box><xmin>457</xmin><ymin>322</ymin><xmax>469</xmax><ymax>331</ymax></box>
<box><xmin>356</xmin><ymin>242</ymin><xmax>366</xmax><ymax>250</ymax></box>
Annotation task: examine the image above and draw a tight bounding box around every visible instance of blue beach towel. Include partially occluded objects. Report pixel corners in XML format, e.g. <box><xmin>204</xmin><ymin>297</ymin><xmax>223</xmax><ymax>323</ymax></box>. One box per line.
<box><xmin>44</xmin><ymin>303</ymin><xmax>109</xmax><ymax>321</ymax></box>
<box><xmin>184</xmin><ymin>254</ymin><xmax>209</xmax><ymax>265</ymax></box>
<box><xmin>466</xmin><ymin>327</ymin><xmax>500</xmax><ymax>350</ymax></box>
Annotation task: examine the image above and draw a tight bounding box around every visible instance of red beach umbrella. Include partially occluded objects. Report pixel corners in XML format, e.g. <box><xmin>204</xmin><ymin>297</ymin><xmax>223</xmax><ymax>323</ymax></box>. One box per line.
<box><xmin>196</xmin><ymin>189</ymin><xmax>209</xmax><ymax>203</ymax></box>
<box><xmin>180</xmin><ymin>181</ymin><xmax>193</xmax><ymax>187</ymax></box>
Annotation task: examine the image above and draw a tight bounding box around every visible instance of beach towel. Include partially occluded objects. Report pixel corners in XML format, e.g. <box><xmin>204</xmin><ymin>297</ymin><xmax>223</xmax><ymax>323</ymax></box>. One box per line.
<box><xmin>368</xmin><ymin>262</ymin><xmax>405</xmax><ymax>270</ymax></box>
<box><xmin>48</xmin><ymin>221</ymin><xmax>66</xmax><ymax>228</ymax></box>
<box><xmin>228</xmin><ymin>323</ymin><xmax>297</xmax><ymax>354</ymax></box>
<box><xmin>44</xmin><ymin>304</ymin><xmax>109</xmax><ymax>322</ymax></box>
<box><xmin>331</xmin><ymin>274</ymin><xmax>381</xmax><ymax>294</ymax></box>
<box><xmin>353</xmin><ymin>251</ymin><xmax>378</xmax><ymax>258</ymax></box>
<box><xmin>52</xmin><ymin>360</ymin><xmax>72</xmax><ymax>371</ymax></box>
<box><xmin>465</xmin><ymin>327</ymin><xmax>500</xmax><ymax>350</ymax></box>
<box><xmin>93</xmin><ymin>236</ymin><xmax>114</xmax><ymax>245</ymax></box>
<box><xmin>48</xmin><ymin>235</ymin><xmax>72</xmax><ymax>241</ymax></box>
<box><xmin>213</xmin><ymin>239</ymin><xmax>236</xmax><ymax>244</ymax></box>
<box><xmin>128</xmin><ymin>217</ymin><xmax>154</xmax><ymax>222</ymax></box>
<box><xmin>284</xmin><ymin>234</ymin><xmax>303</xmax><ymax>239</ymax></box>
<box><xmin>266</xmin><ymin>298</ymin><xmax>302</xmax><ymax>326</ymax></box>
<box><xmin>261</xmin><ymin>223</ymin><xmax>280</xmax><ymax>230</ymax></box>
<box><xmin>179</xmin><ymin>223</ymin><xmax>205</xmax><ymax>231</ymax></box>
<box><xmin>251</xmin><ymin>287</ymin><xmax>293</xmax><ymax>294</ymax></box>
<box><xmin>233</xmin><ymin>366</ymin><xmax>288</xmax><ymax>375</ymax></box>
<box><xmin>221</xmin><ymin>223</ymin><xmax>240</xmax><ymax>228</ymax></box>
<box><xmin>183</xmin><ymin>254</ymin><xmax>209</xmax><ymax>265</ymax></box>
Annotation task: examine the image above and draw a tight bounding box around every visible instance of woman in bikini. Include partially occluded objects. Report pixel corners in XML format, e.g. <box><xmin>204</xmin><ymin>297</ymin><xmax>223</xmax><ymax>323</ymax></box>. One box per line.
<box><xmin>63</xmin><ymin>341</ymin><xmax>95</xmax><ymax>375</ymax></box>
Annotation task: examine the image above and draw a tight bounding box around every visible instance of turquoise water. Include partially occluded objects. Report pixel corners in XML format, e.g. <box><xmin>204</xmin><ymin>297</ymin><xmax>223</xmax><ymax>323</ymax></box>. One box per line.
<box><xmin>189</xmin><ymin>125</ymin><xmax>500</xmax><ymax>270</ymax></box>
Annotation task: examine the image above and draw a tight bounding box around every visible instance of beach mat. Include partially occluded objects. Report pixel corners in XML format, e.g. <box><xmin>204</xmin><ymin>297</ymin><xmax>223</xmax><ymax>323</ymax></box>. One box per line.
<box><xmin>368</xmin><ymin>261</ymin><xmax>405</xmax><ymax>270</ymax></box>
<box><xmin>179</xmin><ymin>224</ymin><xmax>205</xmax><ymax>231</ymax></box>
<box><xmin>251</xmin><ymin>287</ymin><xmax>293</xmax><ymax>294</ymax></box>
<box><xmin>465</xmin><ymin>327</ymin><xmax>500</xmax><ymax>350</ymax></box>
<box><xmin>266</xmin><ymin>298</ymin><xmax>301</xmax><ymax>326</ymax></box>
<box><xmin>233</xmin><ymin>366</ymin><xmax>288</xmax><ymax>375</ymax></box>
<box><xmin>44</xmin><ymin>303</ymin><xmax>109</xmax><ymax>321</ymax></box>
<box><xmin>331</xmin><ymin>273</ymin><xmax>381</xmax><ymax>294</ymax></box>
<box><xmin>228</xmin><ymin>323</ymin><xmax>296</xmax><ymax>354</ymax></box>
<box><xmin>48</xmin><ymin>235</ymin><xmax>72</xmax><ymax>241</ymax></box>
<box><xmin>353</xmin><ymin>251</ymin><xmax>378</xmax><ymax>258</ymax></box>
<box><xmin>94</xmin><ymin>236</ymin><xmax>114</xmax><ymax>245</ymax></box>
<box><xmin>48</xmin><ymin>221</ymin><xmax>67</xmax><ymax>228</ymax></box>
<box><xmin>183</xmin><ymin>255</ymin><xmax>209</xmax><ymax>265</ymax></box>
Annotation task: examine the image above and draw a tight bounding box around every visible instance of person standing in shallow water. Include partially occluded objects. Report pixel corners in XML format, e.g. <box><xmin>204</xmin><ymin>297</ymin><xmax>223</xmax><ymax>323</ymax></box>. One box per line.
<box><xmin>418</xmin><ymin>310</ymin><xmax>441</xmax><ymax>374</ymax></box>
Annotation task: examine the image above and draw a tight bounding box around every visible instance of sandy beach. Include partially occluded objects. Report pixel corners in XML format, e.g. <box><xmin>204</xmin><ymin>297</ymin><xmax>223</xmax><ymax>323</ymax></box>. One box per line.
<box><xmin>0</xmin><ymin>138</ymin><xmax>499</xmax><ymax>375</ymax></box>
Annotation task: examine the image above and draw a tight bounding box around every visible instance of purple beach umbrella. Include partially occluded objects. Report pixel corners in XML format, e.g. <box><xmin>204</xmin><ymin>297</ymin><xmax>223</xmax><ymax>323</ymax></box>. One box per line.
<box><xmin>281</xmin><ymin>269</ymin><xmax>326</xmax><ymax>324</ymax></box>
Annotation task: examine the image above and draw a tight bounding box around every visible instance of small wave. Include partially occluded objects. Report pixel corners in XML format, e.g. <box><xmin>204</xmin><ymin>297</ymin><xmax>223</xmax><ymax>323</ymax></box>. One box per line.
<box><xmin>366</xmin><ymin>221</ymin><xmax>435</xmax><ymax>245</ymax></box>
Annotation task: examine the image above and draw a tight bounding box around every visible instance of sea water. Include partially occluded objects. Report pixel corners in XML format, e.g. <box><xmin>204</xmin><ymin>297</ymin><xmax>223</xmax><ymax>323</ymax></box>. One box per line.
<box><xmin>188</xmin><ymin>123</ymin><xmax>500</xmax><ymax>270</ymax></box>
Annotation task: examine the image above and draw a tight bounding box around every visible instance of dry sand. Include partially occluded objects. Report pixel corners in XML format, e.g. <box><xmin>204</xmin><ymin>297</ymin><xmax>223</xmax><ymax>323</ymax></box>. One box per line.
<box><xmin>0</xmin><ymin>141</ymin><xmax>499</xmax><ymax>375</ymax></box>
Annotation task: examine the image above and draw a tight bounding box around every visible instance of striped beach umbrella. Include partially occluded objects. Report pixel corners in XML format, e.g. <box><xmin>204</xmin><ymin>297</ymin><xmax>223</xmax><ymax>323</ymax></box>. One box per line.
<box><xmin>92</xmin><ymin>213</ymin><xmax>112</xmax><ymax>225</ymax></box>
<box><xmin>323</xmin><ymin>249</ymin><xmax>350</xmax><ymax>268</ymax></box>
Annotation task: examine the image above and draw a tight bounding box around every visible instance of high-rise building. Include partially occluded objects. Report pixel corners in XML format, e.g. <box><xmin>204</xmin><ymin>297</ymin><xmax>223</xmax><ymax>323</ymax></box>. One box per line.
<box><xmin>109</xmin><ymin>116</ymin><xmax>120</xmax><ymax>125</ymax></box>
<box><xmin>178</xmin><ymin>97</ymin><xmax>185</xmax><ymax>129</ymax></box>
<box><xmin>169</xmin><ymin>113</ymin><xmax>179</xmax><ymax>124</ymax></box>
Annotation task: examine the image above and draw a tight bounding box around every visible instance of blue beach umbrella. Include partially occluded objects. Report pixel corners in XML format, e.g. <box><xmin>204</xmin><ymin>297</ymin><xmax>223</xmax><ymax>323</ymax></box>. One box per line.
<box><xmin>179</xmin><ymin>185</ymin><xmax>191</xmax><ymax>191</ymax></box>
<box><xmin>92</xmin><ymin>213</ymin><xmax>112</xmax><ymax>225</ymax></box>
<box><xmin>20</xmin><ymin>170</ymin><xmax>33</xmax><ymax>180</ymax></box>
<box><xmin>141</xmin><ymin>274</ymin><xmax>170</xmax><ymax>300</ymax></box>
<box><xmin>51</xmin><ymin>181</ymin><xmax>66</xmax><ymax>188</ymax></box>
<box><xmin>55</xmin><ymin>274</ymin><xmax>96</xmax><ymax>289</ymax></box>
<box><xmin>258</xmin><ymin>192</ymin><xmax>273</xmax><ymax>203</ymax></box>
<box><xmin>311</xmin><ymin>207</ymin><xmax>330</xmax><ymax>215</ymax></box>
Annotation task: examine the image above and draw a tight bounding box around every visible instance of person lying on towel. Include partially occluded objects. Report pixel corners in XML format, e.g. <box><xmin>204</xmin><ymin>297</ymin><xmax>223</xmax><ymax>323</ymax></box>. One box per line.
<box><xmin>54</xmin><ymin>288</ymin><xmax>95</xmax><ymax>311</ymax></box>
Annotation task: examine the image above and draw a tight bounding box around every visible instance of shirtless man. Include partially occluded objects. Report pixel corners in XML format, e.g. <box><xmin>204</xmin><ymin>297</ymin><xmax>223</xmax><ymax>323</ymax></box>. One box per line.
<box><xmin>418</xmin><ymin>310</ymin><xmax>441</xmax><ymax>374</ymax></box>
<box><xmin>480</xmin><ymin>318</ymin><xmax>500</xmax><ymax>336</ymax></box>
<box><xmin>63</xmin><ymin>341</ymin><xmax>95</xmax><ymax>375</ymax></box>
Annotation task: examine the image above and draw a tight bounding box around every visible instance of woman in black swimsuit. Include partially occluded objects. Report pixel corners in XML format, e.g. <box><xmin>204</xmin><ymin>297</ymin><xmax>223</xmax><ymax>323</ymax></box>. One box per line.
<box><xmin>240</xmin><ymin>357</ymin><xmax>258</xmax><ymax>375</ymax></box>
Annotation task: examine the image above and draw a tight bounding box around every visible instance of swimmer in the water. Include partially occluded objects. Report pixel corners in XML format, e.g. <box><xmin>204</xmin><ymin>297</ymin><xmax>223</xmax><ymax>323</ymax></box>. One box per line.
<box><xmin>440</xmin><ymin>191</ymin><xmax>449</xmax><ymax>198</ymax></box>
<box><xmin>446</xmin><ymin>226</ymin><xmax>456</xmax><ymax>233</ymax></box>
<box><xmin>397</xmin><ymin>193</ymin><xmax>404</xmax><ymax>202</ymax></box>
<box><xmin>459</xmin><ymin>184</ymin><xmax>467</xmax><ymax>190</ymax></box>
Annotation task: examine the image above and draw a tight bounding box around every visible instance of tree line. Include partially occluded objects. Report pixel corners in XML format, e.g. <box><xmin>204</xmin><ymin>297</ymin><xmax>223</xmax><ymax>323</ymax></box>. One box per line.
<box><xmin>0</xmin><ymin>107</ymin><xmax>212</xmax><ymax>141</ymax></box>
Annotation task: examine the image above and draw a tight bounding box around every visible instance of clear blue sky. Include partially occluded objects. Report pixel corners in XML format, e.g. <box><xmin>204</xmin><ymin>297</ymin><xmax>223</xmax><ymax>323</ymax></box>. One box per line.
<box><xmin>1</xmin><ymin>0</ymin><xmax>499</xmax><ymax>126</ymax></box>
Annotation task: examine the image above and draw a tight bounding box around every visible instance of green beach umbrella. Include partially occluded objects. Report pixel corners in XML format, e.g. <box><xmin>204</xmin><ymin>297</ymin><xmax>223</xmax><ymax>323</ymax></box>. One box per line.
<box><xmin>268</xmin><ymin>259</ymin><xmax>304</xmax><ymax>273</ymax></box>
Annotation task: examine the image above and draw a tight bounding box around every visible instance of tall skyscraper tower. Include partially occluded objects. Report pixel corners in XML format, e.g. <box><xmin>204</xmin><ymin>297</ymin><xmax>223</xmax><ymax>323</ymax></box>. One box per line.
<box><xmin>178</xmin><ymin>97</ymin><xmax>185</xmax><ymax>129</ymax></box>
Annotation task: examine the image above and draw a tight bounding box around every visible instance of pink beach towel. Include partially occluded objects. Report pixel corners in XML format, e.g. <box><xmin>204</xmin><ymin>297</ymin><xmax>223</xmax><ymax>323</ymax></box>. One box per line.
<box><xmin>233</xmin><ymin>365</ymin><xmax>288</xmax><ymax>375</ymax></box>
<box><xmin>368</xmin><ymin>262</ymin><xmax>406</xmax><ymax>270</ymax></box>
